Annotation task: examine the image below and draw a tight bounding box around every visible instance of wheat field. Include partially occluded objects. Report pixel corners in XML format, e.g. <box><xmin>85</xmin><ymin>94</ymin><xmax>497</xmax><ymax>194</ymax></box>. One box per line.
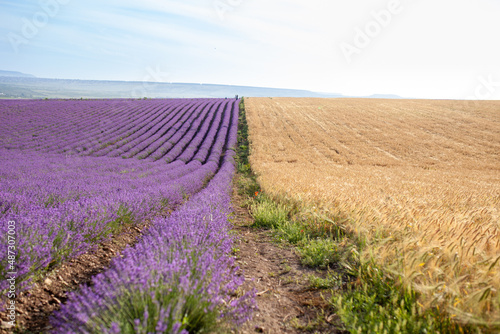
<box><xmin>245</xmin><ymin>97</ymin><xmax>500</xmax><ymax>324</ymax></box>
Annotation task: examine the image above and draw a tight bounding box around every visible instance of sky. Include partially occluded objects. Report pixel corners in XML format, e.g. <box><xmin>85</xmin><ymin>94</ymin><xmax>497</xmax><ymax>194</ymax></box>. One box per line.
<box><xmin>0</xmin><ymin>0</ymin><xmax>499</xmax><ymax>99</ymax></box>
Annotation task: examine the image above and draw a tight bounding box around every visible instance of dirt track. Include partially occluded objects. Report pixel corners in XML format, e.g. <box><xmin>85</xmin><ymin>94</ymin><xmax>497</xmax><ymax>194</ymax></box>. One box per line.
<box><xmin>231</xmin><ymin>179</ymin><xmax>343</xmax><ymax>334</ymax></box>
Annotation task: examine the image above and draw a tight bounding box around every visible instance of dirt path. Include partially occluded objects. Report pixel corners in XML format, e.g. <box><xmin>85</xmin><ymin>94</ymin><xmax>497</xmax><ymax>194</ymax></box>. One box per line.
<box><xmin>231</xmin><ymin>181</ymin><xmax>344</xmax><ymax>334</ymax></box>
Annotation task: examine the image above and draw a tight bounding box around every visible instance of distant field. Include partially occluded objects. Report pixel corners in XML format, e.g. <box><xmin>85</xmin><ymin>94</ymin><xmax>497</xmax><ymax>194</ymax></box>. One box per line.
<box><xmin>246</xmin><ymin>97</ymin><xmax>500</xmax><ymax>323</ymax></box>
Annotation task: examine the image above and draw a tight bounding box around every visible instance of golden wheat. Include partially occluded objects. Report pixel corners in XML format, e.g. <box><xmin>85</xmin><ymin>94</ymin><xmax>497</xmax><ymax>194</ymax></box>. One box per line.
<box><xmin>246</xmin><ymin>97</ymin><xmax>500</xmax><ymax>324</ymax></box>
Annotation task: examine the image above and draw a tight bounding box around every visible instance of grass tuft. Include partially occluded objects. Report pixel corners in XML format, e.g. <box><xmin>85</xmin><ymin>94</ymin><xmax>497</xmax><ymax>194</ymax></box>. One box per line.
<box><xmin>250</xmin><ymin>198</ymin><xmax>289</xmax><ymax>229</ymax></box>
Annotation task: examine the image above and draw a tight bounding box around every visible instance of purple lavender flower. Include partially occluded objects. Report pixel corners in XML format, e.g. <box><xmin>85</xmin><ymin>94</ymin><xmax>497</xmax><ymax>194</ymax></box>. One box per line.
<box><xmin>0</xmin><ymin>98</ymin><xmax>254</xmax><ymax>331</ymax></box>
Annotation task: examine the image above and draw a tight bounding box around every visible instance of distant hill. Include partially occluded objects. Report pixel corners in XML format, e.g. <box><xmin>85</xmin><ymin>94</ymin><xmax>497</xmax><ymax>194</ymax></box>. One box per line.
<box><xmin>0</xmin><ymin>76</ymin><xmax>345</xmax><ymax>99</ymax></box>
<box><xmin>0</xmin><ymin>73</ymin><xmax>404</xmax><ymax>99</ymax></box>
<box><xmin>0</xmin><ymin>70</ymin><xmax>36</xmax><ymax>78</ymax></box>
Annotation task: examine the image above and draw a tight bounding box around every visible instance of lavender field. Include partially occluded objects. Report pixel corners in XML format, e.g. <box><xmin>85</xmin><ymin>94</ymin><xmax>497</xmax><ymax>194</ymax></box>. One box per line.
<box><xmin>0</xmin><ymin>98</ymin><xmax>254</xmax><ymax>332</ymax></box>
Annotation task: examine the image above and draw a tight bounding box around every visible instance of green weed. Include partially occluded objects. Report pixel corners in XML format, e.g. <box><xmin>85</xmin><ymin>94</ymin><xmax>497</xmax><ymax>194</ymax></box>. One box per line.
<box><xmin>298</xmin><ymin>238</ymin><xmax>340</xmax><ymax>269</ymax></box>
<box><xmin>250</xmin><ymin>198</ymin><xmax>288</xmax><ymax>229</ymax></box>
<box><xmin>308</xmin><ymin>271</ymin><xmax>342</xmax><ymax>290</ymax></box>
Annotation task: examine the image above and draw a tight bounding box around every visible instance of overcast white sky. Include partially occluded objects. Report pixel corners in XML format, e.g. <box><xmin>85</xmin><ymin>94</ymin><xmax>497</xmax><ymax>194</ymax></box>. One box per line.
<box><xmin>1</xmin><ymin>0</ymin><xmax>499</xmax><ymax>99</ymax></box>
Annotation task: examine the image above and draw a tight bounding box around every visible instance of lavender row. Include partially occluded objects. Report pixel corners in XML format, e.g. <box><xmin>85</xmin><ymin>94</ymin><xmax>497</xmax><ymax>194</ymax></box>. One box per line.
<box><xmin>59</xmin><ymin>101</ymin><xmax>177</xmax><ymax>155</ymax></box>
<box><xmin>144</xmin><ymin>101</ymin><xmax>211</xmax><ymax>161</ymax></box>
<box><xmin>50</xmin><ymin>127</ymin><xmax>254</xmax><ymax>333</ymax></box>
<box><xmin>0</xmin><ymin>150</ymin><xmax>219</xmax><ymax>294</ymax></box>
<box><xmin>155</xmin><ymin>101</ymin><xmax>216</xmax><ymax>161</ymax></box>
<box><xmin>162</xmin><ymin>101</ymin><xmax>221</xmax><ymax>163</ymax></box>
<box><xmin>175</xmin><ymin>100</ymin><xmax>223</xmax><ymax>163</ymax></box>
<box><xmin>103</xmin><ymin>100</ymin><xmax>205</xmax><ymax>159</ymax></box>
<box><xmin>205</xmin><ymin>100</ymin><xmax>234</xmax><ymax>164</ymax></box>
<box><xmin>0</xmin><ymin>99</ymin><xmax>234</xmax><ymax>164</ymax></box>
<box><xmin>0</xmin><ymin>99</ymin><xmax>194</xmax><ymax>157</ymax></box>
<box><xmin>119</xmin><ymin>101</ymin><xmax>197</xmax><ymax>159</ymax></box>
<box><xmin>40</xmin><ymin>101</ymin><xmax>139</xmax><ymax>153</ymax></box>
<box><xmin>58</xmin><ymin>100</ymin><xmax>171</xmax><ymax>155</ymax></box>
<box><xmin>1</xmin><ymin>100</ymin><xmax>136</xmax><ymax>151</ymax></box>
<box><xmin>145</xmin><ymin>100</ymin><xmax>216</xmax><ymax>162</ymax></box>
<box><xmin>93</xmin><ymin>101</ymin><xmax>187</xmax><ymax>157</ymax></box>
<box><xmin>68</xmin><ymin>99</ymin><xmax>213</xmax><ymax>160</ymax></box>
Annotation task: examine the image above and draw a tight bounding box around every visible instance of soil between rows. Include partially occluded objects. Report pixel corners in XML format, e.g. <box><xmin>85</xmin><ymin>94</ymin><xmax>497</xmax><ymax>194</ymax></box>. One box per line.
<box><xmin>0</xmin><ymin>221</ymin><xmax>152</xmax><ymax>334</ymax></box>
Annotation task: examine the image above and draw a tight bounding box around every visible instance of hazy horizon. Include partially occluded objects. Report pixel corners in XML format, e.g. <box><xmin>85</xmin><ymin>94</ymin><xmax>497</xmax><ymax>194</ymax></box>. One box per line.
<box><xmin>1</xmin><ymin>0</ymin><xmax>499</xmax><ymax>100</ymax></box>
